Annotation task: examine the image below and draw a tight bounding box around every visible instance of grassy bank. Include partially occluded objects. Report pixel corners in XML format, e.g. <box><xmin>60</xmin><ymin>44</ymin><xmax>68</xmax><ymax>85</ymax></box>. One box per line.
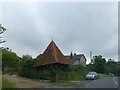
<box><xmin>99</xmin><ymin>73</ymin><xmax>110</xmax><ymax>78</ymax></box>
<box><xmin>2</xmin><ymin>78</ymin><xmax>16</xmax><ymax>88</ymax></box>
<box><xmin>47</xmin><ymin>80</ymin><xmax>77</xmax><ymax>87</ymax></box>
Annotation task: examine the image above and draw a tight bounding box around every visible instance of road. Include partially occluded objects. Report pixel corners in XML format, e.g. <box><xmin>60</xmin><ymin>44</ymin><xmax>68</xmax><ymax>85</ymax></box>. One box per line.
<box><xmin>86</xmin><ymin>76</ymin><xmax>118</xmax><ymax>88</ymax></box>
<box><xmin>3</xmin><ymin>74</ymin><xmax>119</xmax><ymax>89</ymax></box>
<box><xmin>72</xmin><ymin>76</ymin><xmax>119</xmax><ymax>88</ymax></box>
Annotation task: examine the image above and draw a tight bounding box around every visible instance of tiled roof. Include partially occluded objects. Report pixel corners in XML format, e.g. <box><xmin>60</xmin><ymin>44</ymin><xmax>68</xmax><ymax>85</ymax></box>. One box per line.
<box><xmin>34</xmin><ymin>41</ymin><xmax>69</xmax><ymax>67</ymax></box>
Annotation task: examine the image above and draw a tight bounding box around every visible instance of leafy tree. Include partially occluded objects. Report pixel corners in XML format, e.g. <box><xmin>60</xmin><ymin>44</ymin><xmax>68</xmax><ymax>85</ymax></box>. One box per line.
<box><xmin>93</xmin><ymin>55</ymin><xmax>106</xmax><ymax>73</ymax></box>
<box><xmin>22</xmin><ymin>54</ymin><xmax>33</xmax><ymax>61</ymax></box>
<box><xmin>2</xmin><ymin>48</ymin><xmax>20</xmax><ymax>73</ymax></box>
<box><xmin>18</xmin><ymin>55</ymin><xmax>38</xmax><ymax>79</ymax></box>
<box><xmin>88</xmin><ymin>56</ymin><xmax>119</xmax><ymax>75</ymax></box>
<box><xmin>106</xmin><ymin>59</ymin><xmax>118</xmax><ymax>75</ymax></box>
<box><xmin>86</xmin><ymin>63</ymin><xmax>95</xmax><ymax>71</ymax></box>
<box><xmin>19</xmin><ymin>54</ymin><xmax>33</xmax><ymax>68</ymax></box>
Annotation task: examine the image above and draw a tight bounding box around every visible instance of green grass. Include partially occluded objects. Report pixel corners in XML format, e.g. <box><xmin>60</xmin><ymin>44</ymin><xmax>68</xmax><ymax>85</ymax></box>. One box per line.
<box><xmin>2</xmin><ymin>78</ymin><xmax>16</xmax><ymax>88</ymax></box>
<box><xmin>44</xmin><ymin>80</ymin><xmax>77</xmax><ymax>87</ymax></box>
<box><xmin>70</xmin><ymin>73</ymin><xmax>84</xmax><ymax>80</ymax></box>
<box><xmin>17</xmin><ymin>75</ymin><xmax>78</xmax><ymax>87</ymax></box>
<box><xmin>0</xmin><ymin>75</ymin><xmax>2</xmax><ymax>89</ymax></box>
<box><xmin>99</xmin><ymin>73</ymin><xmax>110</xmax><ymax>78</ymax></box>
<box><xmin>69</xmin><ymin>71</ymin><xmax>87</xmax><ymax>81</ymax></box>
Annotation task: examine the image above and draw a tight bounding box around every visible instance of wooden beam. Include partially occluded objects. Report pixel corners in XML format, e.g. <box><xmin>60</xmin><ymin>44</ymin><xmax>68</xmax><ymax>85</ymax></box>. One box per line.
<box><xmin>55</xmin><ymin>64</ymin><xmax>59</xmax><ymax>82</ymax></box>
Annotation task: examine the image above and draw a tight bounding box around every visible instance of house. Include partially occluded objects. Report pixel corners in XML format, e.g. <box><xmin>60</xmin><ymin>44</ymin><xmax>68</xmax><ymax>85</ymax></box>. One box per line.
<box><xmin>65</xmin><ymin>52</ymin><xmax>87</xmax><ymax>66</ymax></box>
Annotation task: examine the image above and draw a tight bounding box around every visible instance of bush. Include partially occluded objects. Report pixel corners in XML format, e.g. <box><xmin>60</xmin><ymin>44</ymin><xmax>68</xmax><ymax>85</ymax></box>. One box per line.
<box><xmin>69</xmin><ymin>65</ymin><xmax>89</xmax><ymax>80</ymax></box>
<box><xmin>2</xmin><ymin>48</ymin><xmax>20</xmax><ymax>74</ymax></box>
<box><xmin>18</xmin><ymin>59</ymin><xmax>38</xmax><ymax>79</ymax></box>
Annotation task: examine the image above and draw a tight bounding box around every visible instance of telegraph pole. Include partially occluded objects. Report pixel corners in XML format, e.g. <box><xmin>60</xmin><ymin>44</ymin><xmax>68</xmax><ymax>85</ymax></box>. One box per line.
<box><xmin>90</xmin><ymin>51</ymin><xmax>93</xmax><ymax>64</ymax></box>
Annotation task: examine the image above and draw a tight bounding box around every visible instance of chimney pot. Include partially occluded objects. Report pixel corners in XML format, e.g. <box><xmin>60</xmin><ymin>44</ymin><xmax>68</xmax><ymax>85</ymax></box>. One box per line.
<box><xmin>74</xmin><ymin>53</ymin><xmax>76</xmax><ymax>56</ymax></box>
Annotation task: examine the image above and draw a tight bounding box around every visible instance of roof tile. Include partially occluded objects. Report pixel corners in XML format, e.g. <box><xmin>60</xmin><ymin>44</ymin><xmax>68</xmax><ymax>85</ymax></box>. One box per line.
<box><xmin>34</xmin><ymin>40</ymin><xmax>69</xmax><ymax>67</ymax></box>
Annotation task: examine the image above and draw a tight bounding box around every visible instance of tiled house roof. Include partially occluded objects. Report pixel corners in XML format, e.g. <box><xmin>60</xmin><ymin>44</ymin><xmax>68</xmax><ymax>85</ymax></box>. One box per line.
<box><xmin>34</xmin><ymin>41</ymin><xmax>69</xmax><ymax>67</ymax></box>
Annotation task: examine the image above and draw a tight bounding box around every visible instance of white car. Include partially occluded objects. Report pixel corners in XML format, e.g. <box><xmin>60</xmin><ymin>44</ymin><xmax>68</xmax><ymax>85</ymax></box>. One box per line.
<box><xmin>86</xmin><ymin>72</ymin><xmax>99</xmax><ymax>80</ymax></box>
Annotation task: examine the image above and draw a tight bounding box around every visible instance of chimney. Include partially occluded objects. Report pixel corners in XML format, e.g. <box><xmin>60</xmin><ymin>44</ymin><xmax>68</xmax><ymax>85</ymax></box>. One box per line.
<box><xmin>74</xmin><ymin>53</ymin><xmax>76</xmax><ymax>56</ymax></box>
<box><xmin>70</xmin><ymin>51</ymin><xmax>73</xmax><ymax>59</ymax></box>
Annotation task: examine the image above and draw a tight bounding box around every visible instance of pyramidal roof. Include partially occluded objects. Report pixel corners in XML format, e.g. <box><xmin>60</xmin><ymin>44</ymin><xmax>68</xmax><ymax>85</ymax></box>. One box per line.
<box><xmin>34</xmin><ymin>40</ymin><xmax>69</xmax><ymax>67</ymax></box>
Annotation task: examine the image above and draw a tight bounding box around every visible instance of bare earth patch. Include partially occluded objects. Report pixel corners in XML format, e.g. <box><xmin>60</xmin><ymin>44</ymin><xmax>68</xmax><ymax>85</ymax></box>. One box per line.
<box><xmin>3</xmin><ymin>74</ymin><xmax>50</xmax><ymax>88</ymax></box>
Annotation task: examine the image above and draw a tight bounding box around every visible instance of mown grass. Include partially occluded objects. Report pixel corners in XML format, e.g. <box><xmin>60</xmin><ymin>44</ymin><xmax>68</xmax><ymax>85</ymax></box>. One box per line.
<box><xmin>46</xmin><ymin>80</ymin><xmax>78</xmax><ymax>87</ymax></box>
<box><xmin>2</xmin><ymin>78</ymin><xmax>16</xmax><ymax>89</ymax></box>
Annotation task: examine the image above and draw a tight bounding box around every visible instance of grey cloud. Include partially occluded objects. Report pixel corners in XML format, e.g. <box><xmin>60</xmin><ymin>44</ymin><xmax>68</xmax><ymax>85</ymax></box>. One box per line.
<box><xmin>2</xmin><ymin>2</ymin><xmax>118</xmax><ymax>63</ymax></box>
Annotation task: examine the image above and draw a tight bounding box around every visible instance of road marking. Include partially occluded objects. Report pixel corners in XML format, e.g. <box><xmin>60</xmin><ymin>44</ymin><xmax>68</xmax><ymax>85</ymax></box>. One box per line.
<box><xmin>69</xmin><ymin>82</ymin><xmax>81</xmax><ymax>88</ymax></box>
<box><xmin>85</xmin><ymin>80</ymin><xmax>96</xmax><ymax>88</ymax></box>
<box><xmin>113</xmin><ymin>77</ymin><xmax>118</xmax><ymax>85</ymax></box>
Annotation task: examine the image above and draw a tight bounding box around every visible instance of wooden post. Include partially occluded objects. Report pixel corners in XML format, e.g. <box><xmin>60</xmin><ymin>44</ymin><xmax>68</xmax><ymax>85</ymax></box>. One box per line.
<box><xmin>50</xmin><ymin>65</ymin><xmax>55</xmax><ymax>82</ymax></box>
<box><xmin>65</xmin><ymin>66</ymin><xmax>69</xmax><ymax>81</ymax></box>
<box><xmin>55</xmin><ymin>64</ymin><xmax>59</xmax><ymax>82</ymax></box>
<box><xmin>42</xmin><ymin>68</ymin><xmax>44</xmax><ymax>81</ymax></box>
<box><xmin>37</xmin><ymin>68</ymin><xmax>39</xmax><ymax>80</ymax></box>
<box><xmin>67</xmin><ymin>71</ymin><xmax>69</xmax><ymax>81</ymax></box>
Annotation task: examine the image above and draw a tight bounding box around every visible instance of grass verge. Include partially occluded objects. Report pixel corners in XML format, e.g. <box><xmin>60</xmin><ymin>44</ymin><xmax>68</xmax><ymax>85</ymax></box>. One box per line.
<box><xmin>99</xmin><ymin>73</ymin><xmax>110</xmax><ymax>78</ymax></box>
<box><xmin>2</xmin><ymin>78</ymin><xmax>16</xmax><ymax>88</ymax></box>
<box><xmin>44</xmin><ymin>80</ymin><xmax>78</xmax><ymax>87</ymax></box>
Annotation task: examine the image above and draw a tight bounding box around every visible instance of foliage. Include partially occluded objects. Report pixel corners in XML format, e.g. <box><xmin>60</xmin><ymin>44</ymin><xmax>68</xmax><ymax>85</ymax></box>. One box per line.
<box><xmin>86</xmin><ymin>64</ymin><xmax>95</xmax><ymax>71</ymax></box>
<box><xmin>19</xmin><ymin>54</ymin><xmax>33</xmax><ymax>69</ymax></box>
<box><xmin>2</xmin><ymin>48</ymin><xmax>20</xmax><ymax>74</ymax></box>
<box><xmin>93</xmin><ymin>55</ymin><xmax>106</xmax><ymax>73</ymax></box>
<box><xmin>69</xmin><ymin>65</ymin><xmax>89</xmax><ymax>80</ymax></box>
<box><xmin>106</xmin><ymin>60</ymin><xmax>119</xmax><ymax>75</ymax></box>
<box><xmin>18</xmin><ymin>55</ymin><xmax>38</xmax><ymax>79</ymax></box>
<box><xmin>88</xmin><ymin>55</ymin><xmax>119</xmax><ymax>76</ymax></box>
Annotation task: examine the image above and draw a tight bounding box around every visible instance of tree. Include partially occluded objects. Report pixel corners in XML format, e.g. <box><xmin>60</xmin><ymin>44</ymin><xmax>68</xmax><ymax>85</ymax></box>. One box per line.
<box><xmin>2</xmin><ymin>48</ymin><xmax>20</xmax><ymax>73</ymax></box>
<box><xmin>18</xmin><ymin>55</ymin><xmax>38</xmax><ymax>79</ymax></box>
<box><xmin>86</xmin><ymin>63</ymin><xmax>95</xmax><ymax>71</ymax></box>
<box><xmin>106</xmin><ymin>59</ymin><xmax>118</xmax><ymax>75</ymax></box>
<box><xmin>0</xmin><ymin>24</ymin><xmax>6</xmax><ymax>44</ymax></box>
<box><xmin>19</xmin><ymin>54</ymin><xmax>33</xmax><ymax>68</ymax></box>
<box><xmin>93</xmin><ymin>55</ymin><xmax>106</xmax><ymax>73</ymax></box>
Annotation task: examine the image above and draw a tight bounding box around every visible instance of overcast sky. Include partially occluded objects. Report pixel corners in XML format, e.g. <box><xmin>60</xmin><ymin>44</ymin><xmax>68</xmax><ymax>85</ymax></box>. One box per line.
<box><xmin>1</xmin><ymin>2</ymin><xmax>118</xmax><ymax>64</ymax></box>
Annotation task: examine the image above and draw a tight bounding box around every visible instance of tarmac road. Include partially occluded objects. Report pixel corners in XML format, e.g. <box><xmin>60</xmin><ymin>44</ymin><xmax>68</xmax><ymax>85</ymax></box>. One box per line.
<box><xmin>85</xmin><ymin>76</ymin><xmax>119</xmax><ymax>88</ymax></box>
<box><xmin>71</xmin><ymin>76</ymin><xmax>119</xmax><ymax>88</ymax></box>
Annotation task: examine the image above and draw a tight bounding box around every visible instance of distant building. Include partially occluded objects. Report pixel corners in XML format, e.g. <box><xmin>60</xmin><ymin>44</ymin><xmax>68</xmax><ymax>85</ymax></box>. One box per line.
<box><xmin>65</xmin><ymin>52</ymin><xmax>87</xmax><ymax>66</ymax></box>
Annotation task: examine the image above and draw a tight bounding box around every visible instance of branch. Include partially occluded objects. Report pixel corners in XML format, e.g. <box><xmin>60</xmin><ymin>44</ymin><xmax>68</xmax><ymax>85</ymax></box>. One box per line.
<box><xmin>0</xmin><ymin>31</ymin><xmax>4</xmax><ymax>34</ymax></box>
<box><xmin>0</xmin><ymin>40</ymin><xmax>6</xmax><ymax>44</ymax></box>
